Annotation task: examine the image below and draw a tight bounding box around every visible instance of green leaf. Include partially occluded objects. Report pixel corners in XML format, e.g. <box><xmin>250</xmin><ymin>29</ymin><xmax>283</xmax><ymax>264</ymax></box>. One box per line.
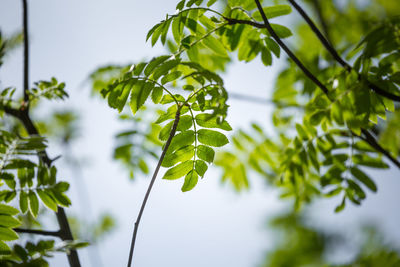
<box><xmin>161</xmin><ymin>71</ymin><xmax>182</xmax><ymax>85</ymax></box>
<box><xmin>19</xmin><ymin>191</ymin><xmax>28</xmax><ymax>214</ymax></box>
<box><xmin>163</xmin><ymin>160</ymin><xmax>193</xmax><ymax>180</ymax></box>
<box><xmin>270</xmin><ymin>24</ymin><xmax>292</xmax><ymax>38</ymax></box>
<box><xmin>334</xmin><ymin>197</ymin><xmax>346</xmax><ymax>213</ymax></box>
<box><xmin>152</xmin><ymin>59</ymin><xmax>180</xmax><ymax>81</ymax></box>
<box><xmin>129</xmin><ymin>81</ymin><xmax>152</xmax><ymax>115</ymax></box>
<box><xmin>197</xmin><ymin>129</ymin><xmax>229</xmax><ymax>147</ymax></box>
<box><xmin>162</xmin><ymin>145</ymin><xmax>195</xmax><ymax>167</ymax></box>
<box><xmin>37</xmin><ymin>189</ymin><xmax>58</xmax><ymax>211</ymax></box>
<box><xmin>352</xmin><ymin>154</ymin><xmax>389</xmax><ymax>169</ymax></box>
<box><xmin>144</xmin><ymin>55</ymin><xmax>171</xmax><ymax>76</ymax></box>
<box><xmin>177</xmin><ymin>115</ymin><xmax>193</xmax><ymax>131</ymax></box>
<box><xmin>309</xmin><ymin>110</ymin><xmax>326</xmax><ymax>126</ymax></box>
<box><xmin>159</xmin><ymin>121</ymin><xmax>173</xmax><ymax>141</ymax></box>
<box><xmin>203</xmin><ymin>35</ymin><xmax>228</xmax><ymax>57</ymax></box>
<box><xmin>51</xmin><ymin>190</ymin><xmax>71</xmax><ymax>207</ymax></box>
<box><xmin>261</xmin><ymin>47</ymin><xmax>272</xmax><ymax>66</ymax></box>
<box><xmin>264</xmin><ymin>37</ymin><xmax>280</xmax><ymax>58</ymax></box>
<box><xmin>181</xmin><ymin>170</ymin><xmax>199</xmax><ymax>192</ymax></box>
<box><xmin>0</xmin><ymin>215</ymin><xmax>20</xmax><ymax>228</ymax></box>
<box><xmin>253</xmin><ymin>5</ymin><xmax>292</xmax><ymax>21</ymax></box>
<box><xmin>195</xmin><ymin>114</ymin><xmax>231</xmax><ymax>130</ymax></box>
<box><xmin>350</xmin><ymin>167</ymin><xmax>377</xmax><ymax>192</ymax></box>
<box><xmin>167</xmin><ymin>130</ymin><xmax>196</xmax><ymax>153</ymax></box>
<box><xmin>0</xmin><ymin>204</ymin><xmax>18</xmax><ymax>216</ymax></box>
<box><xmin>0</xmin><ymin>227</ymin><xmax>18</xmax><ymax>241</ymax></box>
<box><xmin>197</xmin><ymin>145</ymin><xmax>215</xmax><ymax>163</ymax></box>
<box><xmin>195</xmin><ymin>160</ymin><xmax>208</xmax><ymax>177</ymax></box>
<box><xmin>28</xmin><ymin>191</ymin><xmax>39</xmax><ymax>217</ymax></box>
<box><xmin>151</xmin><ymin>87</ymin><xmax>163</xmax><ymax>104</ymax></box>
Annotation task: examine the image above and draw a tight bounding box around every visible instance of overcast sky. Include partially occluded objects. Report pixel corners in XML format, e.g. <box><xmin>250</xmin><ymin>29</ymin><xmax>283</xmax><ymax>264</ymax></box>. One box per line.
<box><xmin>1</xmin><ymin>1</ymin><xmax>400</xmax><ymax>267</ymax></box>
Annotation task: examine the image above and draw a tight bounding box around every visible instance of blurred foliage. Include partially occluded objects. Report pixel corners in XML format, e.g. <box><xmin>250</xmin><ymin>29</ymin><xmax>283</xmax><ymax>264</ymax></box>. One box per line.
<box><xmin>260</xmin><ymin>212</ymin><xmax>400</xmax><ymax>267</ymax></box>
<box><xmin>69</xmin><ymin>213</ymin><xmax>115</xmax><ymax>244</ymax></box>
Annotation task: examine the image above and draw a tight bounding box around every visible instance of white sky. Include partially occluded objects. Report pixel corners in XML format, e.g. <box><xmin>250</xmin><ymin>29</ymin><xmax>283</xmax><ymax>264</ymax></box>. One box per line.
<box><xmin>1</xmin><ymin>1</ymin><xmax>400</xmax><ymax>266</ymax></box>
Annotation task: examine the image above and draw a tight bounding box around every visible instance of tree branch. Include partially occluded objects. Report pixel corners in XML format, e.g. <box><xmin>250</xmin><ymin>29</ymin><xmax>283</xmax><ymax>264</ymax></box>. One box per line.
<box><xmin>360</xmin><ymin>129</ymin><xmax>400</xmax><ymax>169</ymax></box>
<box><xmin>4</xmin><ymin>3</ymin><xmax>81</xmax><ymax>265</ymax></box>
<box><xmin>287</xmin><ymin>0</ymin><xmax>400</xmax><ymax>102</ymax></box>
<box><xmin>127</xmin><ymin>109</ymin><xmax>181</xmax><ymax>267</ymax></box>
<box><xmin>252</xmin><ymin>0</ymin><xmax>330</xmax><ymax>96</ymax></box>
<box><xmin>310</xmin><ymin>0</ymin><xmax>332</xmax><ymax>44</ymax></box>
<box><xmin>15</xmin><ymin>228</ymin><xmax>62</xmax><ymax>237</ymax></box>
<box><xmin>22</xmin><ymin>0</ymin><xmax>29</xmax><ymax>106</ymax></box>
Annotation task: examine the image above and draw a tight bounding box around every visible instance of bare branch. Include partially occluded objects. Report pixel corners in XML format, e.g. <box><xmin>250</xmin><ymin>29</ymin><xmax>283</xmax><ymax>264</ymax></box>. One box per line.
<box><xmin>127</xmin><ymin>109</ymin><xmax>181</xmax><ymax>267</ymax></box>
<box><xmin>15</xmin><ymin>228</ymin><xmax>62</xmax><ymax>237</ymax></box>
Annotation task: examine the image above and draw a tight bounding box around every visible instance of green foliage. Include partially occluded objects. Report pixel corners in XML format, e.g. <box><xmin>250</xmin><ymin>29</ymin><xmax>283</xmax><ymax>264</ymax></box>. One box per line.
<box><xmin>0</xmin><ymin>239</ymin><xmax>89</xmax><ymax>266</ymax></box>
<box><xmin>29</xmin><ymin>78</ymin><xmax>68</xmax><ymax>101</ymax></box>
<box><xmin>260</xmin><ymin>212</ymin><xmax>400</xmax><ymax>267</ymax></box>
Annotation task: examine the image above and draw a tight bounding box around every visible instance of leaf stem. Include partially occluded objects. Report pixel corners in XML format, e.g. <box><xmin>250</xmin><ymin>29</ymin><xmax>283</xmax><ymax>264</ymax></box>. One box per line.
<box><xmin>135</xmin><ymin>76</ymin><xmax>179</xmax><ymax>106</ymax></box>
<box><xmin>127</xmin><ymin>108</ymin><xmax>181</xmax><ymax>267</ymax></box>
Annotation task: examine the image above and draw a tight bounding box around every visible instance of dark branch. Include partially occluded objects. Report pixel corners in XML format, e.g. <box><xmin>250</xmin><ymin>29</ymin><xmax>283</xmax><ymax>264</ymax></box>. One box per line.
<box><xmin>252</xmin><ymin>0</ymin><xmax>330</xmax><ymax>96</ymax></box>
<box><xmin>360</xmin><ymin>129</ymin><xmax>400</xmax><ymax>169</ymax></box>
<box><xmin>15</xmin><ymin>228</ymin><xmax>62</xmax><ymax>237</ymax></box>
<box><xmin>310</xmin><ymin>0</ymin><xmax>332</xmax><ymax>44</ymax></box>
<box><xmin>3</xmin><ymin>107</ymin><xmax>81</xmax><ymax>267</ymax></box>
<box><xmin>288</xmin><ymin>0</ymin><xmax>400</xmax><ymax>102</ymax></box>
<box><xmin>127</xmin><ymin>109</ymin><xmax>181</xmax><ymax>267</ymax></box>
<box><xmin>22</xmin><ymin>0</ymin><xmax>29</xmax><ymax>105</ymax></box>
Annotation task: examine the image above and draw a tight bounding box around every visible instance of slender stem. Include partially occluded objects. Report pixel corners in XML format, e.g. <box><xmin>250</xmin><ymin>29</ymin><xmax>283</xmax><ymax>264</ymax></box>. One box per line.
<box><xmin>22</xmin><ymin>0</ymin><xmax>29</xmax><ymax>106</ymax></box>
<box><xmin>127</xmin><ymin>108</ymin><xmax>181</xmax><ymax>267</ymax></box>
<box><xmin>175</xmin><ymin>23</ymin><xmax>229</xmax><ymax>57</ymax></box>
<box><xmin>135</xmin><ymin>76</ymin><xmax>179</xmax><ymax>105</ymax></box>
<box><xmin>287</xmin><ymin>0</ymin><xmax>400</xmax><ymax>102</ymax></box>
<box><xmin>15</xmin><ymin>228</ymin><xmax>62</xmax><ymax>237</ymax></box>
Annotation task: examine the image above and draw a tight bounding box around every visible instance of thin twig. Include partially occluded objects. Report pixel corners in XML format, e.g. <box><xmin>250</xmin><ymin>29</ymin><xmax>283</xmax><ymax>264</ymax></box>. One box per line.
<box><xmin>127</xmin><ymin>108</ymin><xmax>181</xmax><ymax>267</ymax></box>
<box><xmin>22</xmin><ymin>0</ymin><xmax>29</xmax><ymax>106</ymax></box>
<box><xmin>287</xmin><ymin>0</ymin><xmax>400</xmax><ymax>102</ymax></box>
<box><xmin>15</xmin><ymin>228</ymin><xmax>62</xmax><ymax>237</ymax></box>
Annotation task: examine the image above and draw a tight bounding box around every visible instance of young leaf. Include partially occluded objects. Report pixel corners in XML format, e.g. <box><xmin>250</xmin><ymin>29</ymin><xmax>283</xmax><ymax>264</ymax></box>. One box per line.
<box><xmin>0</xmin><ymin>227</ymin><xmax>18</xmax><ymax>241</ymax></box>
<box><xmin>19</xmin><ymin>191</ymin><xmax>28</xmax><ymax>214</ymax></box>
<box><xmin>28</xmin><ymin>191</ymin><xmax>39</xmax><ymax>217</ymax></box>
<box><xmin>37</xmin><ymin>189</ymin><xmax>58</xmax><ymax>212</ymax></box>
<box><xmin>197</xmin><ymin>129</ymin><xmax>229</xmax><ymax>147</ymax></box>
<box><xmin>195</xmin><ymin>160</ymin><xmax>208</xmax><ymax>177</ymax></box>
<box><xmin>350</xmin><ymin>167</ymin><xmax>377</xmax><ymax>192</ymax></box>
<box><xmin>0</xmin><ymin>215</ymin><xmax>20</xmax><ymax>228</ymax></box>
<box><xmin>162</xmin><ymin>145</ymin><xmax>195</xmax><ymax>167</ymax></box>
<box><xmin>129</xmin><ymin>81</ymin><xmax>152</xmax><ymax>115</ymax></box>
<box><xmin>253</xmin><ymin>5</ymin><xmax>292</xmax><ymax>21</ymax></box>
<box><xmin>197</xmin><ymin>145</ymin><xmax>215</xmax><ymax>163</ymax></box>
<box><xmin>195</xmin><ymin>114</ymin><xmax>231</xmax><ymax>130</ymax></box>
<box><xmin>181</xmin><ymin>170</ymin><xmax>199</xmax><ymax>192</ymax></box>
<box><xmin>163</xmin><ymin>160</ymin><xmax>193</xmax><ymax>180</ymax></box>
